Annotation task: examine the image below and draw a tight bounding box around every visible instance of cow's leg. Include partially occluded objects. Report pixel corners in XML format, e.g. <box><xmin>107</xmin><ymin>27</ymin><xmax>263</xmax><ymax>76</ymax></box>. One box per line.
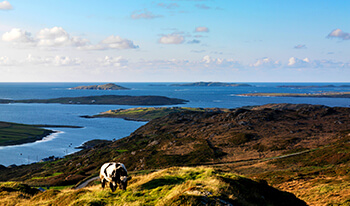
<box><xmin>110</xmin><ymin>182</ymin><xmax>116</xmax><ymax>192</ymax></box>
<box><xmin>101</xmin><ymin>178</ymin><xmax>106</xmax><ymax>189</ymax></box>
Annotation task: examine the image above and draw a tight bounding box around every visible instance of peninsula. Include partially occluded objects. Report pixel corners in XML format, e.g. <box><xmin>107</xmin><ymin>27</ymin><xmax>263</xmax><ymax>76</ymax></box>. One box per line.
<box><xmin>237</xmin><ymin>91</ymin><xmax>350</xmax><ymax>98</ymax></box>
<box><xmin>277</xmin><ymin>84</ymin><xmax>350</xmax><ymax>89</ymax></box>
<box><xmin>82</xmin><ymin>107</ymin><xmax>230</xmax><ymax>121</ymax></box>
<box><xmin>170</xmin><ymin>82</ymin><xmax>252</xmax><ymax>87</ymax></box>
<box><xmin>0</xmin><ymin>95</ymin><xmax>188</xmax><ymax>106</ymax></box>
<box><xmin>70</xmin><ymin>83</ymin><xmax>130</xmax><ymax>90</ymax></box>
<box><xmin>0</xmin><ymin>121</ymin><xmax>54</xmax><ymax>146</ymax></box>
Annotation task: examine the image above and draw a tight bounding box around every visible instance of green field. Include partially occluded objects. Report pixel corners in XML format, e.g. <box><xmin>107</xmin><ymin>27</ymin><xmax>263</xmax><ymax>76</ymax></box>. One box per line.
<box><xmin>0</xmin><ymin>121</ymin><xmax>53</xmax><ymax>146</ymax></box>
<box><xmin>90</xmin><ymin>107</ymin><xmax>230</xmax><ymax>121</ymax></box>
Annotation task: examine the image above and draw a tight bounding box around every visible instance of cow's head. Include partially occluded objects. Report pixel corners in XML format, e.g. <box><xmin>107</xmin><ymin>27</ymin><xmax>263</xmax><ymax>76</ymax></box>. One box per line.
<box><xmin>117</xmin><ymin>167</ymin><xmax>131</xmax><ymax>190</ymax></box>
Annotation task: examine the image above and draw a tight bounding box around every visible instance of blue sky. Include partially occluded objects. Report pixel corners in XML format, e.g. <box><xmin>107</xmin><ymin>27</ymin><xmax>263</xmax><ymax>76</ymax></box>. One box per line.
<box><xmin>0</xmin><ymin>0</ymin><xmax>349</xmax><ymax>82</ymax></box>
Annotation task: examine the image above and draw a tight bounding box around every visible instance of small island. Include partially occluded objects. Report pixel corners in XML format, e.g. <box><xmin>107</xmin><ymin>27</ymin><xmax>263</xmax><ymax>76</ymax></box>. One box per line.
<box><xmin>170</xmin><ymin>82</ymin><xmax>252</xmax><ymax>87</ymax></box>
<box><xmin>237</xmin><ymin>92</ymin><xmax>350</xmax><ymax>98</ymax></box>
<box><xmin>0</xmin><ymin>95</ymin><xmax>188</xmax><ymax>106</ymax></box>
<box><xmin>82</xmin><ymin>107</ymin><xmax>230</xmax><ymax>121</ymax></box>
<box><xmin>70</xmin><ymin>83</ymin><xmax>130</xmax><ymax>90</ymax></box>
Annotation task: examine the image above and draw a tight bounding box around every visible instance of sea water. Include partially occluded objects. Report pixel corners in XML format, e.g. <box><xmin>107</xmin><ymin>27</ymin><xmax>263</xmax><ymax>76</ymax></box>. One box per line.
<box><xmin>0</xmin><ymin>82</ymin><xmax>349</xmax><ymax>166</ymax></box>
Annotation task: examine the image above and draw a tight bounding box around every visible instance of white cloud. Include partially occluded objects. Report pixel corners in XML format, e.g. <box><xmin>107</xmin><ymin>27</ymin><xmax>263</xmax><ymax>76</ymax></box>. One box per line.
<box><xmin>159</xmin><ymin>33</ymin><xmax>185</xmax><ymax>44</ymax></box>
<box><xmin>2</xmin><ymin>27</ymin><xmax>137</xmax><ymax>50</ymax></box>
<box><xmin>0</xmin><ymin>1</ymin><xmax>12</xmax><ymax>10</ymax></box>
<box><xmin>251</xmin><ymin>57</ymin><xmax>280</xmax><ymax>68</ymax></box>
<box><xmin>201</xmin><ymin>55</ymin><xmax>241</xmax><ymax>68</ymax></box>
<box><xmin>313</xmin><ymin>59</ymin><xmax>350</xmax><ymax>68</ymax></box>
<box><xmin>24</xmin><ymin>54</ymin><xmax>81</xmax><ymax>66</ymax></box>
<box><xmin>287</xmin><ymin>57</ymin><xmax>310</xmax><ymax>67</ymax></box>
<box><xmin>2</xmin><ymin>28</ymin><xmax>34</xmax><ymax>43</ymax></box>
<box><xmin>37</xmin><ymin>27</ymin><xmax>71</xmax><ymax>47</ymax></box>
<box><xmin>327</xmin><ymin>29</ymin><xmax>350</xmax><ymax>40</ymax></box>
<box><xmin>195</xmin><ymin>27</ymin><xmax>209</xmax><ymax>33</ymax></box>
<box><xmin>131</xmin><ymin>9</ymin><xmax>163</xmax><ymax>19</ymax></box>
<box><xmin>100</xmin><ymin>35</ymin><xmax>138</xmax><ymax>49</ymax></box>
<box><xmin>98</xmin><ymin>56</ymin><xmax>128</xmax><ymax>67</ymax></box>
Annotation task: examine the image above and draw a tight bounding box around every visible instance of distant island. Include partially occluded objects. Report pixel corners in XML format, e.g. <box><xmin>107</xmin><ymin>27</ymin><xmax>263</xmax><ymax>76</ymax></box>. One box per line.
<box><xmin>70</xmin><ymin>83</ymin><xmax>130</xmax><ymax>90</ymax></box>
<box><xmin>81</xmin><ymin>107</ymin><xmax>230</xmax><ymax>121</ymax></box>
<box><xmin>237</xmin><ymin>92</ymin><xmax>350</xmax><ymax>98</ymax></box>
<box><xmin>170</xmin><ymin>82</ymin><xmax>252</xmax><ymax>87</ymax></box>
<box><xmin>0</xmin><ymin>95</ymin><xmax>188</xmax><ymax>106</ymax></box>
<box><xmin>277</xmin><ymin>85</ymin><xmax>350</xmax><ymax>89</ymax></box>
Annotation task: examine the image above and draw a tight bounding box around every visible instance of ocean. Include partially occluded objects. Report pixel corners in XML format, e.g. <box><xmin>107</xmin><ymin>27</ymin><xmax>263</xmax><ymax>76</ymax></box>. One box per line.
<box><xmin>0</xmin><ymin>82</ymin><xmax>349</xmax><ymax>166</ymax></box>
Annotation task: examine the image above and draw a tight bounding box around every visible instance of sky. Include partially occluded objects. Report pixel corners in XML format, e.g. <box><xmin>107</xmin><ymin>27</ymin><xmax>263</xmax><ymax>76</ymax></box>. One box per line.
<box><xmin>0</xmin><ymin>0</ymin><xmax>349</xmax><ymax>82</ymax></box>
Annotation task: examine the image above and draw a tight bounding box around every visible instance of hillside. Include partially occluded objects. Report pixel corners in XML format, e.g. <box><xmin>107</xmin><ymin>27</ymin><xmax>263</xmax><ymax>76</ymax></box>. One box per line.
<box><xmin>84</xmin><ymin>107</ymin><xmax>231</xmax><ymax>121</ymax></box>
<box><xmin>70</xmin><ymin>83</ymin><xmax>130</xmax><ymax>90</ymax></box>
<box><xmin>0</xmin><ymin>167</ymin><xmax>306</xmax><ymax>206</ymax></box>
<box><xmin>1</xmin><ymin>104</ymin><xmax>350</xmax><ymax>205</ymax></box>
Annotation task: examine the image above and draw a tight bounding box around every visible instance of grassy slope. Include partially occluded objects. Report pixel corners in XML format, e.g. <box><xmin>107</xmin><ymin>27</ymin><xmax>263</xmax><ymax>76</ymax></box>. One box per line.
<box><xmin>0</xmin><ymin>167</ymin><xmax>306</xmax><ymax>206</ymax></box>
<box><xmin>93</xmin><ymin>107</ymin><xmax>230</xmax><ymax>121</ymax></box>
<box><xmin>1</xmin><ymin>104</ymin><xmax>350</xmax><ymax>205</ymax></box>
<box><xmin>0</xmin><ymin>121</ymin><xmax>53</xmax><ymax>146</ymax></box>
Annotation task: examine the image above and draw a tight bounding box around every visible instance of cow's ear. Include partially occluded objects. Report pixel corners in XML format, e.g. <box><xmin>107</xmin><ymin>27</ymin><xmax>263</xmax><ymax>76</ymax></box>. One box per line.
<box><xmin>128</xmin><ymin>176</ymin><xmax>132</xmax><ymax>181</ymax></box>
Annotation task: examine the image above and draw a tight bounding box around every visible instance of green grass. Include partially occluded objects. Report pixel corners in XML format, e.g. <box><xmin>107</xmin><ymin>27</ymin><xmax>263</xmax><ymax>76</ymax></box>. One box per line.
<box><xmin>0</xmin><ymin>121</ymin><xmax>53</xmax><ymax>146</ymax></box>
<box><xmin>0</xmin><ymin>167</ymin><xmax>307</xmax><ymax>206</ymax></box>
<box><xmin>95</xmin><ymin>107</ymin><xmax>230</xmax><ymax>121</ymax></box>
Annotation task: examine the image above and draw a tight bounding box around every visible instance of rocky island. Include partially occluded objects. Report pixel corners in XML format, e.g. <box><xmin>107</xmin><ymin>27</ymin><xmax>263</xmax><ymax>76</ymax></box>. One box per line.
<box><xmin>70</xmin><ymin>83</ymin><xmax>130</xmax><ymax>90</ymax></box>
<box><xmin>0</xmin><ymin>95</ymin><xmax>188</xmax><ymax>106</ymax></box>
<box><xmin>170</xmin><ymin>81</ymin><xmax>252</xmax><ymax>87</ymax></box>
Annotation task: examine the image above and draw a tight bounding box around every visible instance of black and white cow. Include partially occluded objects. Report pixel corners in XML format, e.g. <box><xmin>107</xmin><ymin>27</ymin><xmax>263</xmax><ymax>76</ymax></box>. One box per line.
<box><xmin>100</xmin><ymin>162</ymin><xmax>130</xmax><ymax>192</ymax></box>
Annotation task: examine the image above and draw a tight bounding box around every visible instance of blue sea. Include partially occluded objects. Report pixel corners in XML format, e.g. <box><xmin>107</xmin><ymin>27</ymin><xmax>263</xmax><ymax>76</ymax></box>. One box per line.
<box><xmin>0</xmin><ymin>82</ymin><xmax>349</xmax><ymax>166</ymax></box>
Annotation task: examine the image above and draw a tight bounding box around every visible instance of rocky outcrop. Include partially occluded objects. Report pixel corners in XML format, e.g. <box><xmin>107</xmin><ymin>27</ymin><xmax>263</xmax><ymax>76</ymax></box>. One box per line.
<box><xmin>70</xmin><ymin>83</ymin><xmax>130</xmax><ymax>90</ymax></box>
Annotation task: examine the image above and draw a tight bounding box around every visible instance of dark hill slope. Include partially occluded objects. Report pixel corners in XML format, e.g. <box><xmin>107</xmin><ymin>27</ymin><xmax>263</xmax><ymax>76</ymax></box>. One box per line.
<box><xmin>1</xmin><ymin>104</ymin><xmax>349</xmax><ymax>189</ymax></box>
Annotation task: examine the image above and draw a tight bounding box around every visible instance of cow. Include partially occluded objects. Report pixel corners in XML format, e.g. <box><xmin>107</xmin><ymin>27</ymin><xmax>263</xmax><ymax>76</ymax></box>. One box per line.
<box><xmin>100</xmin><ymin>162</ymin><xmax>130</xmax><ymax>192</ymax></box>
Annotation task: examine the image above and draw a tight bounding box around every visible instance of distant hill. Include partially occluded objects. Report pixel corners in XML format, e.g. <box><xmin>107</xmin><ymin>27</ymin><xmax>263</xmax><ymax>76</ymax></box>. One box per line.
<box><xmin>170</xmin><ymin>82</ymin><xmax>252</xmax><ymax>87</ymax></box>
<box><xmin>70</xmin><ymin>83</ymin><xmax>130</xmax><ymax>90</ymax></box>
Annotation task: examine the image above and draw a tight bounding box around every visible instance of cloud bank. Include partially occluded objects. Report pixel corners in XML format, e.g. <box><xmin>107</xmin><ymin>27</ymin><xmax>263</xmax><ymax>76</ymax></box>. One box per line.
<box><xmin>2</xmin><ymin>27</ymin><xmax>138</xmax><ymax>50</ymax></box>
